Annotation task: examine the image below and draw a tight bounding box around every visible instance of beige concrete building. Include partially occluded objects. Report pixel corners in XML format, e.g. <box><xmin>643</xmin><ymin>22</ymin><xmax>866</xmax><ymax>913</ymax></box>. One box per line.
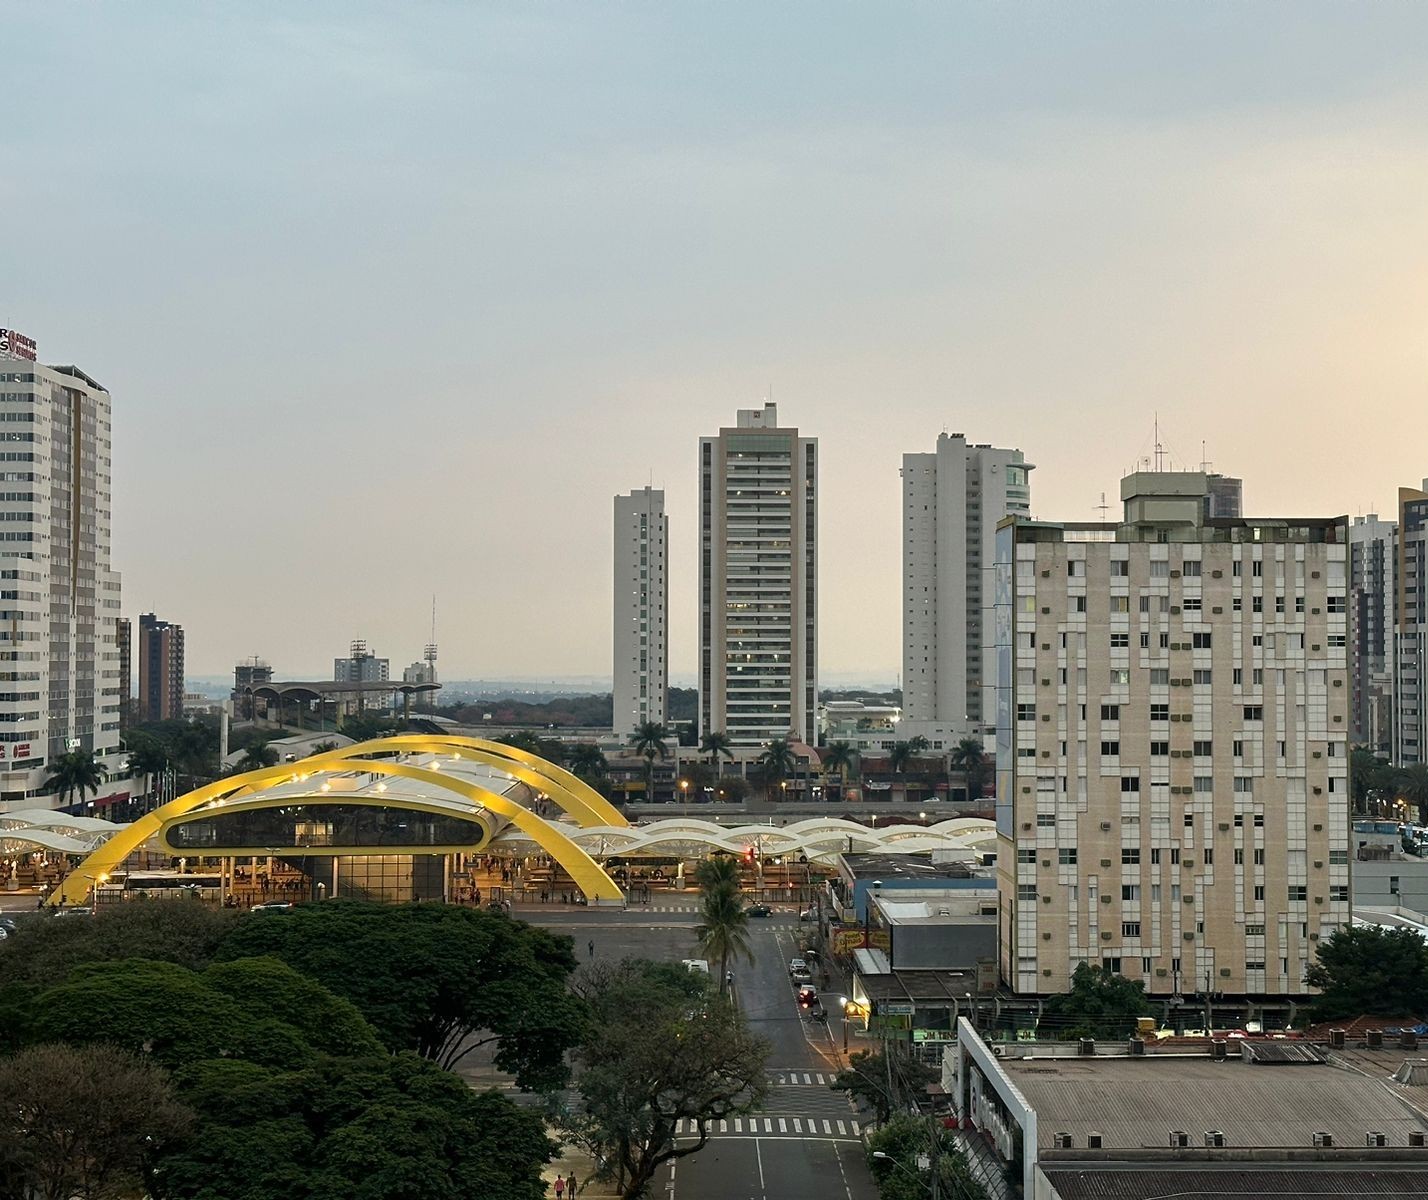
<box><xmin>995</xmin><ymin>472</ymin><xmax>1351</xmax><ymax>999</ymax></box>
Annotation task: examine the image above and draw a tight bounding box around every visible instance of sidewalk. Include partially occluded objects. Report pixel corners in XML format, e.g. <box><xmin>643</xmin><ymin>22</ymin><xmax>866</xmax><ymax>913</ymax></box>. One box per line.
<box><xmin>541</xmin><ymin>1145</ymin><xmax>618</xmax><ymax>1198</ymax></box>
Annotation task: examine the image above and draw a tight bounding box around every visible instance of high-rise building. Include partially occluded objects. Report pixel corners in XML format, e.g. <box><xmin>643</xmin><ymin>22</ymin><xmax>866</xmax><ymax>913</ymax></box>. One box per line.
<box><xmin>116</xmin><ymin>616</ymin><xmax>132</xmax><ymax>731</ymax></box>
<box><xmin>699</xmin><ymin>403</ymin><xmax>817</xmax><ymax>746</ymax></box>
<box><xmin>902</xmin><ymin>434</ymin><xmax>1033</xmax><ymax>748</ymax></box>
<box><xmin>334</xmin><ymin>639</ymin><xmax>389</xmax><ymax>683</ymax></box>
<box><xmin>0</xmin><ymin>333</ymin><xmax>125</xmax><ymax>803</ymax></box>
<box><xmin>138</xmin><ymin>614</ymin><xmax>185</xmax><ymax>723</ymax></box>
<box><xmin>1349</xmin><ymin>514</ymin><xmax>1397</xmax><ymax>757</ymax></box>
<box><xmin>613</xmin><ymin>487</ymin><xmax>667</xmax><ymax>739</ymax></box>
<box><xmin>1204</xmin><ymin>473</ymin><xmax>1243</xmax><ymax>520</ymax></box>
<box><xmin>233</xmin><ymin>657</ymin><xmax>272</xmax><ymax>720</ymax></box>
<box><xmin>995</xmin><ymin>472</ymin><xmax>1350</xmax><ymax>1000</ymax></box>
<box><xmin>1395</xmin><ymin>483</ymin><xmax>1428</xmax><ymax>766</ymax></box>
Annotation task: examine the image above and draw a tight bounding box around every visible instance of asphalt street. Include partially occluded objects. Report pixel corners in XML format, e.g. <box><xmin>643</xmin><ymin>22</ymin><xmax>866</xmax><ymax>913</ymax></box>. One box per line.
<box><xmin>519</xmin><ymin>901</ymin><xmax>879</xmax><ymax>1200</ymax></box>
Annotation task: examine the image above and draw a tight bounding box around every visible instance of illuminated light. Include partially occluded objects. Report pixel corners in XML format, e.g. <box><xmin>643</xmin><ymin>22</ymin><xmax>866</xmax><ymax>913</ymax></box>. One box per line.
<box><xmin>320</xmin><ymin>782</ymin><xmax>331</xmax><ymax>792</ymax></box>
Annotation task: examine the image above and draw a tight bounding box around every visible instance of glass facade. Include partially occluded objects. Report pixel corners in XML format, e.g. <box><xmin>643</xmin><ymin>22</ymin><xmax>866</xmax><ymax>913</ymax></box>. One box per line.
<box><xmin>165</xmin><ymin>803</ymin><xmax>489</xmax><ymax>851</ymax></box>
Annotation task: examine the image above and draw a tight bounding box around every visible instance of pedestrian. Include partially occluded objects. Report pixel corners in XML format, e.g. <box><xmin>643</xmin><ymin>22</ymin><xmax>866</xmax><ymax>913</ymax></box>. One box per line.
<box><xmin>567</xmin><ymin>1169</ymin><xmax>578</xmax><ymax>1197</ymax></box>
<box><xmin>553</xmin><ymin>1174</ymin><xmax>566</xmax><ymax>1198</ymax></box>
<box><xmin>587</xmin><ymin>938</ymin><xmax>595</xmax><ymax>959</ymax></box>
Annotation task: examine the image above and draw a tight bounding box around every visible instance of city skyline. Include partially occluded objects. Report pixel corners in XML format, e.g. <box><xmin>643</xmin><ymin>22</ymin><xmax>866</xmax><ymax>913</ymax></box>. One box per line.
<box><xmin>6</xmin><ymin>4</ymin><xmax>1428</xmax><ymax>679</ymax></box>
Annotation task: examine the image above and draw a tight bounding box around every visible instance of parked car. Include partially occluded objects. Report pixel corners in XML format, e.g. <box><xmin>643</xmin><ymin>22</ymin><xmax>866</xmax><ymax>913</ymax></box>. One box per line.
<box><xmin>250</xmin><ymin>902</ymin><xmax>293</xmax><ymax>913</ymax></box>
<box><xmin>745</xmin><ymin>904</ymin><xmax>772</xmax><ymax>917</ymax></box>
<box><xmin>797</xmin><ymin>984</ymin><xmax>819</xmax><ymax>1008</ymax></box>
<box><xmin>788</xmin><ymin>957</ymin><xmax>808</xmax><ymax>976</ymax></box>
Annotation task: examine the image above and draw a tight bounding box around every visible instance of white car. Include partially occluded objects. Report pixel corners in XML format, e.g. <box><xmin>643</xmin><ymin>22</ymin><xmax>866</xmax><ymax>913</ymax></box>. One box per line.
<box><xmin>788</xmin><ymin>957</ymin><xmax>808</xmax><ymax>976</ymax></box>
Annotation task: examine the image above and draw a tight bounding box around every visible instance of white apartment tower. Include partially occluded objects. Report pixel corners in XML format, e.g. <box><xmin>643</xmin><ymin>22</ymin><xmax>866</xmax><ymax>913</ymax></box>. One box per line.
<box><xmin>995</xmin><ymin>472</ymin><xmax>1350</xmax><ymax>1000</ymax></box>
<box><xmin>0</xmin><ymin>333</ymin><xmax>125</xmax><ymax>806</ymax></box>
<box><xmin>903</xmin><ymin>434</ymin><xmax>1032</xmax><ymax>746</ymax></box>
<box><xmin>613</xmin><ymin>487</ymin><xmax>667</xmax><ymax>738</ymax></box>
<box><xmin>700</xmin><ymin>403</ymin><xmax>817</xmax><ymax>746</ymax></box>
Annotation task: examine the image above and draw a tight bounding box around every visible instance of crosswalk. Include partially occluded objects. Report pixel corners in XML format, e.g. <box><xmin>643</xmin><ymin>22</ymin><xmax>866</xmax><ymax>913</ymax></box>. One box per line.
<box><xmin>767</xmin><ymin>1070</ymin><xmax>836</xmax><ymax>1086</ymax></box>
<box><xmin>672</xmin><ymin>1115</ymin><xmax>861</xmax><ymax>1140</ymax></box>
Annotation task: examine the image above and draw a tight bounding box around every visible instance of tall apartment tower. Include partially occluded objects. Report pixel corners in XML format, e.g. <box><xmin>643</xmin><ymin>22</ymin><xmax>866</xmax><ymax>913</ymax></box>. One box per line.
<box><xmin>995</xmin><ymin>472</ymin><xmax>1350</xmax><ymax>1000</ymax></box>
<box><xmin>613</xmin><ymin>487</ymin><xmax>668</xmax><ymax>739</ymax></box>
<box><xmin>0</xmin><ymin>336</ymin><xmax>125</xmax><ymax>803</ymax></box>
<box><xmin>138</xmin><ymin>614</ymin><xmax>185</xmax><ymax>723</ymax></box>
<box><xmin>1349</xmin><ymin>514</ymin><xmax>1397</xmax><ymax>757</ymax></box>
<box><xmin>116</xmin><ymin>617</ymin><xmax>132</xmax><ymax>731</ymax></box>
<box><xmin>1395</xmin><ymin>483</ymin><xmax>1428</xmax><ymax>765</ymax></box>
<box><xmin>700</xmin><ymin>403</ymin><xmax>817</xmax><ymax>746</ymax></box>
<box><xmin>334</xmin><ymin>639</ymin><xmax>389</xmax><ymax>683</ymax></box>
<box><xmin>902</xmin><ymin>434</ymin><xmax>1033</xmax><ymax>747</ymax></box>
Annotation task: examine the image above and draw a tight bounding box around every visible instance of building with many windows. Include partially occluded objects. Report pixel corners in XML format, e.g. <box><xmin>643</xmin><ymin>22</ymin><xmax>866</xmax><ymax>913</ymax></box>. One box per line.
<box><xmin>1350</xmin><ymin>513</ymin><xmax>1398</xmax><ymax>757</ymax></box>
<box><xmin>613</xmin><ymin>487</ymin><xmax>667</xmax><ymax>739</ymax></box>
<box><xmin>1395</xmin><ymin>483</ymin><xmax>1428</xmax><ymax>766</ymax></box>
<box><xmin>699</xmin><ymin>403</ymin><xmax>817</xmax><ymax>746</ymax></box>
<box><xmin>0</xmin><ymin>340</ymin><xmax>126</xmax><ymax>804</ymax></box>
<box><xmin>902</xmin><ymin>434</ymin><xmax>1033</xmax><ymax>750</ymax></box>
<box><xmin>138</xmin><ymin>613</ymin><xmax>185</xmax><ymax>722</ymax></box>
<box><xmin>995</xmin><ymin>471</ymin><xmax>1350</xmax><ymax>1001</ymax></box>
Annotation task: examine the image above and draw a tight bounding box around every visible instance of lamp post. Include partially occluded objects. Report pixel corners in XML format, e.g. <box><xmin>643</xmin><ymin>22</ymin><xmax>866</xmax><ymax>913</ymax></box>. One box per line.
<box><xmin>840</xmin><ymin>995</ymin><xmax>850</xmax><ymax>1054</ymax></box>
<box><xmin>871</xmin><ymin>1152</ymin><xmax>936</xmax><ymax>1199</ymax></box>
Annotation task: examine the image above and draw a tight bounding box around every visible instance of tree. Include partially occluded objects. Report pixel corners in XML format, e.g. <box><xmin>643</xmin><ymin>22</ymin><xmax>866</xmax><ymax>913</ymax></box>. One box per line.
<box><xmin>756</xmin><ymin>738</ymin><xmax>796</xmax><ymax>800</ymax></box>
<box><xmin>694</xmin><ymin>883</ymin><xmax>753</xmax><ymax>994</ymax></box>
<box><xmin>567</xmin><ymin>742</ymin><xmax>609</xmax><ymax>782</ymax></box>
<box><xmin>1399</xmin><ymin>762</ymin><xmax>1428</xmax><ymax>824</ymax></box>
<box><xmin>631</xmin><ymin>721</ymin><xmax>669</xmax><ymax>799</ymax></box>
<box><xmin>693</xmin><ymin>855</ymin><xmax>740</xmax><ymax>894</ymax></box>
<box><xmin>1039</xmin><ymin>963</ymin><xmax>1153</xmax><ymax>1040</ymax></box>
<box><xmin>0</xmin><ymin>1043</ymin><xmax>192</xmax><ymax>1200</ymax></box>
<box><xmin>950</xmin><ymin>736</ymin><xmax>990</xmax><ymax>800</ymax></box>
<box><xmin>307</xmin><ymin>739</ymin><xmax>340</xmax><ymax>756</ymax></box>
<box><xmin>0</xmin><ymin>899</ymin><xmax>241</xmax><ymax>986</ymax></box>
<box><xmin>235</xmin><ymin>739</ymin><xmax>278</xmax><ymax>773</ymax></box>
<box><xmin>215</xmin><ymin>900</ymin><xmax>584</xmax><ymax>1087</ymax></box>
<box><xmin>45</xmin><ymin>748</ymin><xmax>104</xmax><ymax>809</ymax></box>
<box><xmin>495</xmin><ymin>729</ymin><xmax>567</xmax><ymax>761</ymax></box>
<box><xmin>1306</xmin><ymin>924</ymin><xmax>1428</xmax><ymax>1019</ymax></box>
<box><xmin>831</xmin><ymin>1046</ymin><xmax>938</xmax><ymax>1124</ymax></box>
<box><xmin>700</xmin><ymin>731</ymin><xmax>734</xmax><ymax>769</ymax></box>
<box><xmin>821</xmin><ymin>741</ymin><xmax>857</xmax><ymax>800</ymax></box>
<box><xmin>560</xmin><ymin>959</ymin><xmax>770</xmax><ymax>1199</ymax></box>
<box><xmin>866</xmin><ymin>1112</ymin><xmax>990</xmax><ymax>1200</ymax></box>
<box><xmin>125</xmin><ymin>731</ymin><xmax>170</xmax><ymax>807</ymax></box>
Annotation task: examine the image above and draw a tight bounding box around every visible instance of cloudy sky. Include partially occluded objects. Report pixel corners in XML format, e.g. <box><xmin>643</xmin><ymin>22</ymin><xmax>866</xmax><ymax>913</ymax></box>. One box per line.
<box><xmin>4</xmin><ymin>3</ymin><xmax>1426</xmax><ymax>682</ymax></box>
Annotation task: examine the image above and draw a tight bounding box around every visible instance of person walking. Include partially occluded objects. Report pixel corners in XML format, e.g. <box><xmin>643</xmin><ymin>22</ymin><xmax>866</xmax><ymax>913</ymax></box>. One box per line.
<box><xmin>567</xmin><ymin>1169</ymin><xmax>578</xmax><ymax>1197</ymax></box>
<box><xmin>553</xmin><ymin>1174</ymin><xmax>566</xmax><ymax>1198</ymax></box>
<box><xmin>587</xmin><ymin>938</ymin><xmax>595</xmax><ymax>960</ymax></box>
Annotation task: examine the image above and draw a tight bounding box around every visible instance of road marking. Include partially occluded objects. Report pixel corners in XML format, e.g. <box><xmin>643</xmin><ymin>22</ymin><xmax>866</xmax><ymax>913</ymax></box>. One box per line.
<box><xmin>733</xmin><ymin>1118</ymin><xmax>742</xmax><ymax>1133</ymax></box>
<box><xmin>837</xmin><ymin>1120</ymin><xmax>847</xmax><ymax>1135</ymax></box>
<box><xmin>755</xmin><ymin>1137</ymin><xmax>766</xmax><ymax>1190</ymax></box>
<box><xmin>822</xmin><ymin>1120</ymin><xmax>832</xmax><ymax>1134</ymax></box>
<box><xmin>851</xmin><ymin>1120</ymin><xmax>861</xmax><ymax>1135</ymax></box>
<box><xmin>778</xmin><ymin>1118</ymin><xmax>787</xmax><ymax>1133</ymax></box>
<box><xmin>764</xmin><ymin>1118</ymin><xmax>773</xmax><ymax>1133</ymax></box>
<box><xmin>802</xmin><ymin>1072</ymin><xmax>813</xmax><ymax>1084</ymax></box>
<box><xmin>793</xmin><ymin>1118</ymin><xmax>803</xmax><ymax>1133</ymax></box>
<box><xmin>720</xmin><ymin>1119</ymin><xmax>728</xmax><ymax>1133</ymax></box>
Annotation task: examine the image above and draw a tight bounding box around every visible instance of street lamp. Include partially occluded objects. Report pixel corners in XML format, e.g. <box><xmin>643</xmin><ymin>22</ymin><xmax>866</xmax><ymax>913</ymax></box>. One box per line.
<box><xmin>679</xmin><ymin>779</ymin><xmax>689</xmax><ymax>805</ymax></box>
<box><xmin>871</xmin><ymin>1152</ymin><xmax>935</xmax><ymax>1197</ymax></box>
<box><xmin>839</xmin><ymin>995</ymin><xmax>850</xmax><ymax>1053</ymax></box>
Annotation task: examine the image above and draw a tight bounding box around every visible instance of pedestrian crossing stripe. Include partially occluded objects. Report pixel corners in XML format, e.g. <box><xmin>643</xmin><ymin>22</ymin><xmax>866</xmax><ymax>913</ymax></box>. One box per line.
<box><xmin>768</xmin><ymin>1071</ymin><xmax>832</xmax><ymax>1085</ymax></box>
<box><xmin>672</xmin><ymin>1116</ymin><xmax>859</xmax><ymax>1138</ymax></box>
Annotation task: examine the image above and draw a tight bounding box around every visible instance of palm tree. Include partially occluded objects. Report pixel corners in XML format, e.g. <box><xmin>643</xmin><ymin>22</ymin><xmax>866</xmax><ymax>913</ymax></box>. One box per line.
<box><xmin>821</xmin><ymin>741</ymin><xmax>856</xmax><ymax>801</ymax></box>
<box><xmin>125</xmin><ymin>737</ymin><xmax>169</xmax><ymax>810</ymax></box>
<box><xmin>695</xmin><ymin>882</ymin><xmax>754</xmax><ymax>995</ymax></box>
<box><xmin>46</xmin><ymin>749</ymin><xmax>104</xmax><ymax>810</ymax></box>
<box><xmin>631</xmin><ymin>721</ymin><xmax>670</xmax><ymax>800</ymax></box>
<box><xmin>950</xmin><ymin>736</ymin><xmax>990</xmax><ymax>801</ymax></box>
<box><xmin>567</xmin><ymin>743</ymin><xmax>609</xmax><ymax>782</ymax></box>
<box><xmin>1400</xmin><ymin>762</ymin><xmax>1428</xmax><ymax>825</ymax></box>
<box><xmin>757</xmin><ymin>738</ymin><xmax>797</xmax><ymax>801</ymax></box>
<box><xmin>236</xmin><ymin>740</ymin><xmax>279</xmax><ymax>774</ymax></box>
<box><xmin>701</xmin><ymin>731</ymin><xmax>734</xmax><ymax>770</ymax></box>
<box><xmin>694</xmin><ymin>854</ymin><xmax>741</xmax><ymax>894</ymax></box>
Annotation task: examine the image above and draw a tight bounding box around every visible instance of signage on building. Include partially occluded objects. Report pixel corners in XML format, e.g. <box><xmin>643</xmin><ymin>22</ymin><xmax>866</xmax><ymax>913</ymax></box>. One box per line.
<box><xmin>0</xmin><ymin>328</ymin><xmax>37</xmax><ymax>361</ymax></box>
<box><xmin>0</xmin><ymin>742</ymin><xmax>33</xmax><ymax>762</ymax></box>
<box><xmin>880</xmin><ymin>1001</ymin><xmax>915</xmax><ymax>1016</ymax></box>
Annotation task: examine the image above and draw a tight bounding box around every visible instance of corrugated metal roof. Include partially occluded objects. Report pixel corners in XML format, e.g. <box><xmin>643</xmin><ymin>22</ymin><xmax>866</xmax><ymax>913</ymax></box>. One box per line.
<box><xmin>1041</xmin><ymin>1165</ymin><xmax>1428</xmax><ymax>1199</ymax></box>
<box><xmin>1005</xmin><ymin>1057</ymin><xmax>1426</xmax><ymax>1148</ymax></box>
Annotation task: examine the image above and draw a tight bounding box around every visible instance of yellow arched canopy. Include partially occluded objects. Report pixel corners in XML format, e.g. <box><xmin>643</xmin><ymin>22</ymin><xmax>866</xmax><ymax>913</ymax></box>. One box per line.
<box><xmin>53</xmin><ymin>736</ymin><xmax>626</xmax><ymax>907</ymax></box>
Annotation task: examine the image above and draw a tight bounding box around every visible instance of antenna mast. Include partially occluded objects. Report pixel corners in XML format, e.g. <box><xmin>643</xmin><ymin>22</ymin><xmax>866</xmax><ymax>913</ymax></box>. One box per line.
<box><xmin>423</xmin><ymin>596</ymin><xmax>439</xmax><ymax>713</ymax></box>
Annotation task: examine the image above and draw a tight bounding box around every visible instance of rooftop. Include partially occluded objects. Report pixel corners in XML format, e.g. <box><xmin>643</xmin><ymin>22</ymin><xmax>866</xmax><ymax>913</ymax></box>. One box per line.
<box><xmin>841</xmin><ymin>853</ymin><xmax>989</xmax><ymax>882</ymax></box>
<box><xmin>1040</xmin><ymin>1163</ymin><xmax>1428</xmax><ymax>1200</ymax></box>
<box><xmin>1001</xmin><ymin>1053</ymin><xmax>1427</xmax><ymax>1149</ymax></box>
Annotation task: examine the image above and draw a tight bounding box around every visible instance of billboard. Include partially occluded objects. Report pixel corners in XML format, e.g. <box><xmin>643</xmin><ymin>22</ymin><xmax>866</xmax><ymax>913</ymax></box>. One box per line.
<box><xmin>0</xmin><ymin>329</ymin><xmax>37</xmax><ymax>361</ymax></box>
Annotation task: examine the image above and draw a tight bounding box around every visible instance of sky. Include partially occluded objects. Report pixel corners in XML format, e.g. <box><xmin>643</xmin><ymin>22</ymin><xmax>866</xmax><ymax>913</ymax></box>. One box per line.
<box><xmin>3</xmin><ymin>3</ymin><xmax>1427</xmax><ymax>683</ymax></box>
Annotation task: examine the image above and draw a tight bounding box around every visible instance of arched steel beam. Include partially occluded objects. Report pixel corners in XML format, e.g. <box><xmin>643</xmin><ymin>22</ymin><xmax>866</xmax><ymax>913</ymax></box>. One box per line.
<box><xmin>295</xmin><ymin>735</ymin><xmax>627</xmax><ymax>829</ymax></box>
<box><xmin>53</xmin><ymin>759</ymin><xmax>624</xmax><ymax>907</ymax></box>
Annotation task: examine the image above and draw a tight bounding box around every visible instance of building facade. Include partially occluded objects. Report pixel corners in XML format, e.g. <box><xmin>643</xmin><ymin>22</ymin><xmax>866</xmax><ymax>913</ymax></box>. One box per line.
<box><xmin>1395</xmin><ymin>484</ymin><xmax>1428</xmax><ymax>766</ymax></box>
<box><xmin>334</xmin><ymin>640</ymin><xmax>389</xmax><ymax>683</ymax></box>
<box><xmin>138</xmin><ymin>613</ymin><xmax>185</xmax><ymax>723</ymax></box>
<box><xmin>1350</xmin><ymin>513</ymin><xmax>1398</xmax><ymax>758</ymax></box>
<box><xmin>995</xmin><ymin>472</ymin><xmax>1350</xmax><ymax>999</ymax></box>
<box><xmin>699</xmin><ymin>403</ymin><xmax>817</xmax><ymax>746</ymax></box>
<box><xmin>613</xmin><ymin>487</ymin><xmax>668</xmax><ymax>739</ymax></box>
<box><xmin>902</xmin><ymin>434</ymin><xmax>1032</xmax><ymax>748</ymax></box>
<box><xmin>0</xmin><ymin>345</ymin><xmax>126</xmax><ymax>803</ymax></box>
<box><xmin>116</xmin><ymin>616</ymin><xmax>131</xmax><ymax>730</ymax></box>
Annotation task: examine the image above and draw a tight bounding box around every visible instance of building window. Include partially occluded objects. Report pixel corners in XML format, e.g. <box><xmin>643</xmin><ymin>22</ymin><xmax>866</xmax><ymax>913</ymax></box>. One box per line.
<box><xmin>1017</xmin><ymin>885</ymin><xmax>1038</xmax><ymax>901</ymax></box>
<box><xmin>1017</xmin><ymin>704</ymin><xmax>1036</xmax><ymax>721</ymax></box>
<box><xmin>1121</xmin><ymin>776</ymin><xmax>1140</xmax><ymax>793</ymax></box>
<box><xmin>1150</xmin><ymin>741</ymin><xmax>1169</xmax><ymax>757</ymax></box>
<box><xmin>1058</xmin><ymin>848</ymin><xmax>1077</xmax><ymax>865</ymax></box>
<box><xmin>1243</xmin><ymin>706</ymin><xmax>1263</xmax><ymax>721</ymax></box>
<box><xmin>1288</xmin><ymin>886</ymin><xmax>1307</xmax><ymax>902</ymax></box>
<box><xmin>1121</xmin><ymin>848</ymin><xmax>1140</xmax><ymax>864</ymax></box>
<box><xmin>1101</xmin><ymin>704</ymin><xmax>1120</xmax><ymax>721</ymax></box>
<box><xmin>1121</xmin><ymin>885</ymin><xmax>1140</xmax><ymax>900</ymax></box>
<box><xmin>1111</xmin><ymin>633</ymin><xmax>1129</xmax><ymax>648</ymax></box>
<box><xmin>1101</xmin><ymin>740</ymin><xmax>1120</xmax><ymax>756</ymax></box>
<box><xmin>1121</xmin><ymin>922</ymin><xmax>1141</xmax><ymax>937</ymax></box>
<box><xmin>1192</xmin><ymin>633</ymin><xmax>1212</xmax><ymax>649</ymax></box>
<box><xmin>1150</xmin><ymin>703</ymin><xmax>1169</xmax><ymax>721</ymax></box>
<box><xmin>1193</xmin><ymin>740</ymin><xmax>1212</xmax><ymax>756</ymax></box>
<box><xmin>1017</xmin><ymin>848</ymin><xmax>1036</xmax><ymax>863</ymax></box>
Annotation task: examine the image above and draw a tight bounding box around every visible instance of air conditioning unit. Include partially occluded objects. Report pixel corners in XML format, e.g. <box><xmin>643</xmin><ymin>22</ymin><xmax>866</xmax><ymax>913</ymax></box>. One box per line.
<box><xmin>1409</xmin><ymin>1130</ymin><xmax>1425</xmax><ymax>1148</ymax></box>
<box><xmin>1313</xmin><ymin>1132</ymin><xmax>1334</xmax><ymax>1148</ymax></box>
<box><xmin>1204</xmin><ymin>1130</ymin><xmax>1226</xmax><ymax>1147</ymax></box>
<box><xmin>1366</xmin><ymin>1131</ymin><xmax>1387</xmax><ymax>1148</ymax></box>
<box><xmin>991</xmin><ymin>1045</ymin><xmax>1007</xmax><ymax>1058</ymax></box>
<box><xmin>1078</xmin><ymin>1038</ymin><xmax>1096</xmax><ymax>1056</ymax></box>
<box><xmin>1169</xmin><ymin>1131</ymin><xmax>1190</xmax><ymax>1148</ymax></box>
<box><xmin>1087</xmin><ymin>1132</ymin><xmax>1103</xmax><ymax>1149</ymax></box>
<box><xmin>1053</xmin><ymin>1132</ymin><xmax>1074</xmax><ymax>1148</ymax></box>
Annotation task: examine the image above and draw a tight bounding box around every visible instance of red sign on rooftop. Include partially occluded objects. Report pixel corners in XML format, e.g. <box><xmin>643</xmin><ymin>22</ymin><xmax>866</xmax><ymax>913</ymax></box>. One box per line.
<box><xmin>0</xmin><ymin>328</ymin><xmax>37</xmax><ymax>361</ymax></box>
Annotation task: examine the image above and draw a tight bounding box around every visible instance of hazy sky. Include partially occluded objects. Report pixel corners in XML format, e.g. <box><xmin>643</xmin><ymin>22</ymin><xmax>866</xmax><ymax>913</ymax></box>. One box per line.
<box><xmin>4</xmin><ymin>3</ymin><xmax>1427</xmax><ymax>682</ymax></box>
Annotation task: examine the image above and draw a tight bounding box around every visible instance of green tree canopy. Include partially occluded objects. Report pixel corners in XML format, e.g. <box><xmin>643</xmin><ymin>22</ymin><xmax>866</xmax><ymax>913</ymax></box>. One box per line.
<box><xmin>561</xmin><ymin>958</ymin><xmax>770</xmax><ymax>1199</ymax></box>
<box><xmin>44</xmin><ymin>749</ymin><xmax>105</xmax><ymax>808</ymax></box>
<box><xmin>214</xmin><ymin>900</ymin><xmax>583</xmax><ymax>1087</ymax></box>
<box><xmin>0</xmin><ymin>1042</ymin><xmax>192</xmax><ymax>1200</ymax></box>
<box><xmin>1306</xmin><ymin>924</ymin><xmax>1428</xmax><ymax>1020</ymax></box>
<box><xmin>831</xmin><ymin>1046</ymin><xmax>938</xmax><ymax>1124</ymax></box>
<box><xmin>1039</xmin><ymin>963</ymin><xmax>1152</xmax><ymax>1040</ymax></box>
<box><xmin>866</xmin><ymin>1112</ymin><xmax>990</xmax><ymax>1200</ymax></box>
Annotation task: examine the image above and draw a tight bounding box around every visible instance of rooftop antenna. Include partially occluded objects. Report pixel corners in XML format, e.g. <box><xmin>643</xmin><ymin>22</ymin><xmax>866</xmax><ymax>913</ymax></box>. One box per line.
<box><xmin>1095</xmin><ymin>492</ymin><xmax>1110</xmax><ymax>521</ymax></box>
<box><xmin>1154</xmin><ymin>413</ymin><xmax>1165</xmax><ymax>472</ymax></box>
<box><xmin>1199</xmin><ymin>439</ymin><xmax>1213</xmax><ymax>474</ymax></box>
<box><xmin>424</xmin><ymin>595</ymin><xmax>438</xmax><ymax>680</ymax></box>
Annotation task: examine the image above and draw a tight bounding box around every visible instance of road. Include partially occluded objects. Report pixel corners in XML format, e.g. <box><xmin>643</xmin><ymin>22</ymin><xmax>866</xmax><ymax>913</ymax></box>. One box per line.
<box><xmin>520</xmin><ymin>900</ymin><xmax>879</xmax><ymax>1200</ymax></box>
